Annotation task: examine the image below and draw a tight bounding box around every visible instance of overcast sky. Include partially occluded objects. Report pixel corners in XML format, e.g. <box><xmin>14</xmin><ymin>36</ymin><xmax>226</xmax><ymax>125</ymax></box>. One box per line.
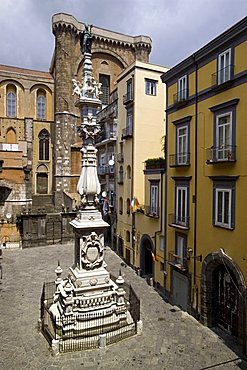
<box><xmin>0</xmin><ymin>0</ymin><xmax>246</xmax><ymax>71</ymax></box>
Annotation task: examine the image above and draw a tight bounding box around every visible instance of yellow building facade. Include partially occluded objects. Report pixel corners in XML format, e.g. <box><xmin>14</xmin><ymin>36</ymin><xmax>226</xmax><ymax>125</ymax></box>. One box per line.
<box><xmin>116</xmin><ymin>61</ymin><xmax>167</xmax><ymax>286</ymax></box>
<box><xmin>162</xmin><ymin>17</ymin><xmax>247</xmax><ymax>348</ymax></box>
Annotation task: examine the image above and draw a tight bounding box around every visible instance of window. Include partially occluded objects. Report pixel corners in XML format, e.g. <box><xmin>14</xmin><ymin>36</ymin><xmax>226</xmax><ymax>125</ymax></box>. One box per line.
<box><xmin>6</xmin><ymin>85</ymin><xmax>16</xmax><ymax>117</ymax></box>
<box><xmin>176</xmin><ymin>124</ymin><xmax>189</xmax><ymax>165</ymax></box>
<box><xmin>177</xmin><ymin>75</ymin><xmax>188</xmax><ymax>102</ymax></box>
<box><xmin>126</xmin><ymin>230</ymin><xmax>130</xmax><ymax>242</ymax></box>
<box><xmin>218</xmin><ymin>49</ymin><xmax>231</xmax><ymax>84</ymax></box>
<box><xmin>150</xmin><ymin>183</ymin><xmax>159</xmax><ymax>216</ymax></box>
<box><xmin>38</xmin><ymin>129</ymin><xmax>50</xmax><ymax>160</ymax></box>
<box><xmin>174</xmin><ymin>180</ymin><xmax>190</xmax><ymax>228</ymax></box>
<box><xmin>208</xmin><ymin>99</ymin><xmax>239</xmax><ymax>163</ymax></box>
<box><xmin>216</xmin><ymin>112</ymin><xmax>232</xmax><ymax>161</ymax></box>
<box><xmin>99</xmin><ymin>74</ymin><xmax>110</xmax><ymax>105</ymax></box>
<box><xmin>127</xmin><ymin>165</ymin><xmax>131</xmax><ymax>179</ymax></box>
<box><xmin>37</xmin><ymin>90</ymin><xmax>46</xmax><ymax>120</ymax></box>
<box><xmin>175</xmin><ymin>233</ymin><xmax>187</xmax><ymax>266</ymax></box>
<box><xmin>126</xmin><ymin>79</ymin><xmax>133</xmax><ymax>100</ymax></box>
<box><xmin>127</xmin><ymin>198</ymin><xmax>131</xmax><ymax>214</ymax></box>
<box><xmin>36</xmin><ymin>164</ymin><xmax>48</xmax><ymax>194</ymax></box>
<box><xmin>145</xmin><ymin>79</ymin><xmax>157</xmax><ymax>95</ymax></box>
<box><xmin>213</xmin><ymin>179</ymin><xmax>236</xmax><ymax>229</ymax></box>
<box><xmin>118</xmin><ymin>166</ymin><xmax>124</xmax><ymax>184</ymax></box>
<box><xmin>119</xmin><ymin>197</ymin><xmax>123</xmax><ymax>215</ymax></box>
<box><xmin>126</xmin><ymin>108</ymin><xmax>133</xmax><ymax>134</ymax></box>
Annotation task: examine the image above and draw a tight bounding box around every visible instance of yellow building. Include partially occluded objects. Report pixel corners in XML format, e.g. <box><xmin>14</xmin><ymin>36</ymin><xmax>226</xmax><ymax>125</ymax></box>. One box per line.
<box><xmin>162</xmin><ymin>17</ymin><xmax>247</xmax><ymax>348</ymax></box>
<box><xmin>0</xmin><ymin>65</ymin><xmax>54</xmax><ymax>246</ymax></box>
<box><xmin>116</xmin><ymin>61</ymin><xmax>168</xmax><ymax>286</ymax></box>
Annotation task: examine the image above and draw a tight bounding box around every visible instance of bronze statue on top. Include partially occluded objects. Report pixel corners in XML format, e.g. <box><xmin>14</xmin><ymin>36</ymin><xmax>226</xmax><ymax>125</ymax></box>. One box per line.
<box><xmin>80</xmin><ymin>24</ymin><xmax>93</xmax><ymax>54</ymax></box>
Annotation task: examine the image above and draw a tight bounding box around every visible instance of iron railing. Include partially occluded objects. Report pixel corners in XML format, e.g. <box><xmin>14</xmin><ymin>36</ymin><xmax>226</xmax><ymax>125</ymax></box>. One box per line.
<box><xmin>169</xmin><ymin>152</ymin><xmax>190</xmax><ymax>167</ymax></box>
<box><xmin>168</xmin><ymin>251</ymin><xmax>188</xmax><ymax>272</ymax></box>
<box><xmin>211</xmin><ymin>65</ymin><xmax>234</xmax><ymax>86</ymax></box>
<box><xmin>144</xmin><ymin>205</ymin><xmax>160</xmax><ymax>218</ymax></box>
<box><xmin>98</xmin><ymin>165</ymin><xmax>114</xmax><ymax>175</ymax></box>
<box><xmin>123</xmin><ymin>92</ymin><xmax>133</xmax><ymax>105</ymax></box>
<box><xmin>206</xmin><ymin>145</ymin><xmax>236</xmax><ymax>163</ymax></box>
<box><xmin>173</xmin><ymin>89</ymin><xmax>189</xmax><ymax>105</ymax></box>
<box><xmin>168</xmin><ymin>213</ymin><xmax>190</xmax><ymax>229</ymax></box>
<box><xmin>40</xmin><ymin>276</ymin><xmax>140</xmax><ymax>353</ymax></box>
<box><xmin>122</xmin><ymin>125</ymin><xmax>133</xmax><ymax>139</ymax></box>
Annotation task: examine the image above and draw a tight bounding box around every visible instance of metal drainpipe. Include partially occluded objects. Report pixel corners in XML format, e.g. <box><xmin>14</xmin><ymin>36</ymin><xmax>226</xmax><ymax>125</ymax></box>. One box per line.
<box><xmin>193</xmin><ymin>54</ymin><xmax>198</xmax><ymax>297</ymax></box>
<box><xmin>131</xmin><ymin>75</ymin><xmax>135</xmax><ymax>266</ymax></box>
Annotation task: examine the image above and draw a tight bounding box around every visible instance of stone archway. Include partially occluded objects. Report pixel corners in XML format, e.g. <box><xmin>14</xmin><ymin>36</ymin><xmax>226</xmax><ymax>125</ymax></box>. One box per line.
<box><xmin>201</xmin><ymin>249</ymin><xmax>246</xmax><ymax>345</ymax></box>
<box><xmin>140</xmin><ymin>234</ymin><xmax>154</xmax><ymax>277</ymax></box>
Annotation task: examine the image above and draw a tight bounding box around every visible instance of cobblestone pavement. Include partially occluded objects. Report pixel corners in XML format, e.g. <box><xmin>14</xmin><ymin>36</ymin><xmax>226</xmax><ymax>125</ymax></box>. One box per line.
<box><xmin>0</xmin><ymin>243</ymin><xmax>246</xmax><ymax>370</ymax></box>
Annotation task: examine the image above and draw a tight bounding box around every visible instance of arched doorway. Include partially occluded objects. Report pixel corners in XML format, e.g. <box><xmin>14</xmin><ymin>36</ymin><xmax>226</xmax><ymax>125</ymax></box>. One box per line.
<box><xmin>201</xmin><ymin>250</ymin><xmax>246</xmax><ymax>344</ymax></box>
<box><xmin>140</xmin><ymin>234</ymin><xmax>154</xmax><ymax>277</ymax></box>
<box><xmin>36</xmin><ymin>164</ymin><xmax>48</xmax><ymax>194</ymax></box>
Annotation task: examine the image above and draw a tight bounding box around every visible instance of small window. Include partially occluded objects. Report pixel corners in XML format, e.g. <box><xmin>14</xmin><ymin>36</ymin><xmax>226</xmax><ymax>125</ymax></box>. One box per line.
<box><xmin>177</xmin><ymin>75</ymin><xmax>188</xmax><ymax>102</ymax></box>
<box><xmin>213</xmin><ymin>180</ymin><xmax>235</xmax><ymax>230</ymax></box>
<box><xmin>37</xmin><ymin>90</ymin><xmax>46</xmax><ymax>120</ymax></box>
<box><xmin>145</xmin><ymin>79</ymin><xmax>157</xmax><ymax>95</ymax></box>
<box><xmin>176</xmin><ymin>123</ymin><xmax>189</xmax><ymax>165</ymax></box>
<box><xmin>119</xmin><ymin>197</ymin><xmax>123</xmax><ymax>215</ymax></box>
<box><xmin>127</xmin><ymin>165</ymin><xmax>131</xmax><ymax>179</ymax></box>
<box><xmin>126</xmin><ymin>79</ymin><xmax>133</xmax><ymax>100</ymax></box>
<box><xmin>99</xmin><ymin>74</ymin><xmax>110</xmax><ymax>105</ymax></box>
<box><xmin>127</xmin><ymin>198</ymin><xmax>131</xmax><ymax>214</ymax></box>
<box><xmin>175</xmin><ymin>233</ymin><xmax>187</xmax><ymax>266</ymax></box>
<box><xmin>218</xmin><ymin>49</ymin><xmax>232</xmax><ymax>84</ymax></box>
<box><xmin>118</xmin><ymin>166</ymin><xmax>124</xmax><ymax>184</ymax></box>
<box><xmin>38</xmin><ymin>129</ymin><xmax>50</xmax><ymax>161</ymax></box>
<box><xmin>126</xmin><ymin>108</ymin><xmax>133</xmax><ymax>132</ymax></box>
<box><xmin>6</xmin><ymin>85</ymin><xmax>16</xmax><ymax>117</ymax></box>
<box><xmin>126</xmin><ymin>230</ymin><xmax>130</xmax><ymax>242</ymax></box>
<box><xmin>150</xmin><ymin>183</ymin><xmax>159</xmax><ymax>216</ymax></box>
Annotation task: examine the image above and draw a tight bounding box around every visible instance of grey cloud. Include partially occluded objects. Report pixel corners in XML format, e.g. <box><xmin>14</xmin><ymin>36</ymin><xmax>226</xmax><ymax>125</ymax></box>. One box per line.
<box><xmin>0</xmin><ymin>0</ymin><xmax>246</xmax><ymax>71</ymax></box>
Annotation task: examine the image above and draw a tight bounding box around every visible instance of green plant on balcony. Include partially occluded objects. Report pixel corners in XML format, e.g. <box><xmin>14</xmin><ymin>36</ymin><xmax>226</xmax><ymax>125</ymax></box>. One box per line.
<box><xmin>145</xmin><ymin>157</ymin><xmax>165</xmax><ymax>169</ymax></box>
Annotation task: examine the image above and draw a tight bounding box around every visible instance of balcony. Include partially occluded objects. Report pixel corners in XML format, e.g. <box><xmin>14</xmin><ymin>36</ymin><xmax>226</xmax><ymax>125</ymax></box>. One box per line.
<box><xmin>168</xmin><ymin>251</ymin><xmax>188</xmax><ymax>272</ymax></box>
<box><xmin>206</xmin><ymin>145</ymin><xmax>236</xmax><ymax>164</ymax></box>
<box><xmin>123</xmin><ymin>92</ymin><xmax>133</xmax><ymax>105</ymax></box>
<box><xmin>122</xmin><ymin>125</ymin><xmax>133</xmax><ymax>139</ymax></box>
<box><xmin>96</xmin><ymin>129</ymin><xmax>117</xmax><ymax>144</ymax></box>
<box><xmin>168</xmin><ymin>213</ymin><xmax>189</xmax><ymax>229</ymax></box>
<box><xmin>211</xmin><ymin>65</ymin><xmax>234</xmax><ymax>90</ymax></box>
<box><xmin>98</xmin><ymin>165</ymin><xmax>114</xmax><ymax>175</ymax></box>
<box><xmin>144</xmin><ymin>205</ymin><xmax>159</xmax><ymax>218</ymax></box>
<box><xmin>117</xmin><ymin>153</ymin><xmax>124</xmax><ymax>163</ymax></box>
<box><xmin>169</xmin><ymin>152</ymin><xmax>190</xmax><ymax>167</ymax></box>
<box><xmin>173</xmin><ymin>89</ymin><xmax>189</xmax><ymax>106</ymax></box>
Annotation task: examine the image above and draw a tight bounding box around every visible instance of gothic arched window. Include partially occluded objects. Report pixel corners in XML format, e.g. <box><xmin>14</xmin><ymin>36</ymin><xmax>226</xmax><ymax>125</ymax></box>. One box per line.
<box><xmin>6</xmin><ymin>85</ymin><xmax>16</xmax><ymax>117</ymax></box>
<box><xmin>38</xmin><ymin>129</ymin><xmax>49</xmax><ymax>160</ymax></box>
<box><xmin>37</xmin><ymin>90</ymin><xmax>46</xmax><ymax>120</ymax></box>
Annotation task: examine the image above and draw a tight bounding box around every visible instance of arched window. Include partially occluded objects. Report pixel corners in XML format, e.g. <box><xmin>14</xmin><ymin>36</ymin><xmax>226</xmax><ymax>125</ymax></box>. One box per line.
<box><xmin>127</xmin><ymin>165</ymin><xmax>131</xmax><ymax>179</ymax></box>
<box><xmin>126</xmin><ymin>230</ymin><xmax>130</xmax><ymax>243</ymax></box>
<box><xmin>119</xmin><ymin>197</ymin><xmax>123</xmax><ymax>215</ymax></box>
<box><xmin>39</xmin><ymin>129</ymin><xmax>49</xmax><ymax>160</ymax></box>
<box><xmin>37</xmin><ymin>90</ymin><xmax>46</xmax><ymax>120</ymax></box>
<box><xmin>36</xmin><ymin>164</ymin><xmax>48</xmax><ymax>194</ymax></box>
<box><xmin>6</xmin><ymin>85</ymin><xmax>16</xmax><ymax>117</ymax></box>
<box><xmin>127</xmin><ymin>198</ymin><xmax>131</xmax><ymax>214</ymax></box>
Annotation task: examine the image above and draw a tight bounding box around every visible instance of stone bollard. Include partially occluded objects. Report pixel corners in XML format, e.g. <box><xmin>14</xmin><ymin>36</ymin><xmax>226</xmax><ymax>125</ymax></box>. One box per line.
<box><xmin>99</xmin><ymin>334</ymin><xmax>107</xmax><ymax>349</ymax></box>
<box><xmin>136</xmin><ymin>320</ymin><xmax>143</xmax><ymax>335</ymax></box>
<box><xmin>51</xmin><ymin>339</ymin><xmax>60</xmax><ymax>356</ymax></box>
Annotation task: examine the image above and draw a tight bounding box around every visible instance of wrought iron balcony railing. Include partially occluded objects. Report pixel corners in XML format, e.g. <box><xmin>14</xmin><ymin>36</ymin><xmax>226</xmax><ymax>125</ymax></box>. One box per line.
<box><xmin>168</xmin><ymin>213</ymin><xmax>190</xmax><ymax>229</ymax></box>
<box><xmin>169</xmin><ymin>152</ymin><xmax>190</xmax><ymax>167</ymax></box>
<box><xmin>122</xmin><ymin>125</ymin><xmax>133</xmax><ymax>139</ymax></box>
<box><xmin>173</xmin><ymin>89</ymin><xmax>189</xmax><ymax>105</ymax></box>
<box><xmin>117</xmin><ymin>153</ymin><xmax>124</xmax><ymax>163</ymax></box>
<box><xmin>211</xmin><ymin>65</ymin><xmax>234</xmax><ymax>87</ymax></box>
<box><xmin>206</xmin><ymin>145</ymin><xmax>236</xmax><ymax>164</ymax></box>
<box><xmin>168</xmin><ymin>251</ymin><xmax>188</xmax><ymax>272</ymax></box>
<box><xmin>98</xmin><ymin>165</ymin><xmax>114</xmax><ymax>175</ymax></box>
<box><xmin>144</xmin><ymin>205</ymin><xmax>160</xmax><ymax>218</ymax></box>
<box><xmin>123</xmin><ymin>92</ymin><xmax>133</xmax><ymax>105</ymax></box>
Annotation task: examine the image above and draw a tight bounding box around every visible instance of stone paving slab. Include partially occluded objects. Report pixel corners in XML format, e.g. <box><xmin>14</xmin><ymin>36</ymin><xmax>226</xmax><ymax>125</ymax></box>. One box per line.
<box><xmin>0</xmin><ymin>243</ymin><xmax>246</xmax><ymax>370</ymax></box>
